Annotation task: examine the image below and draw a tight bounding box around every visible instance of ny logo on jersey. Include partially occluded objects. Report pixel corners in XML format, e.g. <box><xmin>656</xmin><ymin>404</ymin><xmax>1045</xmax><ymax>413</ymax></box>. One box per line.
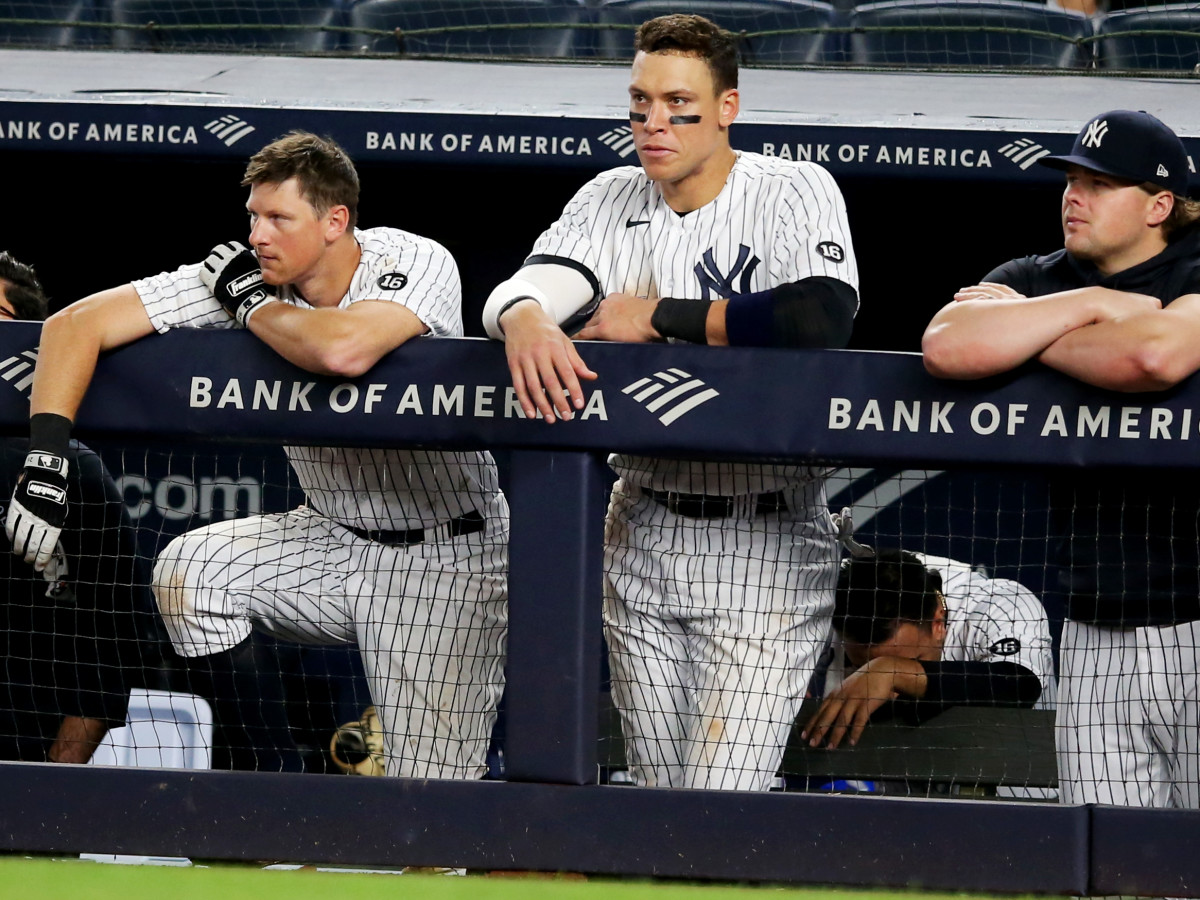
<box><xmin>693</xmin><ymin>244</ymin><xmax>761</xmax><ymax>300</ymax></box>
<box><xmin>1081</xmin><ymin>118</ymin><xmax>1108</xmax><ymax>149</ymax></box>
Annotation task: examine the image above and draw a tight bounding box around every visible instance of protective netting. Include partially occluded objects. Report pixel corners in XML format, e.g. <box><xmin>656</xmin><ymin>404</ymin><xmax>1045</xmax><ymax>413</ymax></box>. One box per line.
<box><xmin>6</xmin><ymin>439</ymin><xmax>1199</xmax><ymax>804</ymax></box>
<box><xmin>0</xmin><ymin>0</ymin><xmax>1196</xmax><ymax>71</ymax></box>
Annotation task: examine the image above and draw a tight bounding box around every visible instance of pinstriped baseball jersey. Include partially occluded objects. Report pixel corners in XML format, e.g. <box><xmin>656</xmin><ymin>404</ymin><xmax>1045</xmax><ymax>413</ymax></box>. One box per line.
<box><xmin>528</xmin><ymin>151</ymin><xmax>858</xmax><ymax>496</ymax></box>
<box><xmin>132</xmin><ymin>227</ymin><xmax>500</xmax><ymax>530</ymax></box>
<box><xmin>822</xmin><ymin>556</ymin><xmax>1055</xmax><ymax>703</ymax></box>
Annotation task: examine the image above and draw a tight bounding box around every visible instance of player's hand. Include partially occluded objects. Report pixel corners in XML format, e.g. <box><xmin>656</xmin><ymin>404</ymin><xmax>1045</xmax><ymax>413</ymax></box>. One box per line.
<box><xmin>801</xmin><ymin>657</ymin><xmax>925</xmax><ymax>749</ymax></box>
<box><xmin>953</xmin><ymin>282</ymin><xmax>1026</xmax><ymax>303</ymax></box>
<box><xmin>199</xmin><ymin>241</ymin><xmax>277</xmax><ymax>327</ymax></box>
<box><xmin>500</xmin><ymin>301</ymin><xmax>598</xmax><ymax>423</ymax></box>
<box><xmin>5</xmin><ymin>451</ymin><xmax>69</xmax><ymax>571</ymax></box>
<box><xmin>575</xmin><ymin>293</ymin><xmax>661</xmax><ymax>343</ymax></box>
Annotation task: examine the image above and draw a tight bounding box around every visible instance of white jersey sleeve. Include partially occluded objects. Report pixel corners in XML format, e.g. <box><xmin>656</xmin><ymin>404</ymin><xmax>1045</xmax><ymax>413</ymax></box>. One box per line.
<box><xmin>346</xmin><ymin>228</ymin><xmax>463</xmax><ymax>337</ymax></box>
<box><xmin>527</xmin><ymin>168</ymin><xmax>645</xmax><ymax>298</ymax></box>
<box><xmin>774</xmin><ymin>162</ymin><xmax>859</xmax><ymax>294</ymax></box>
<box><xmin>939</xmin><ymin>566</ymin><xmax>1055</xmax><ymax>696</ymax></box>
<box><xmin>132</xmin><ymin>263</ymin><xmax>237</xmax><ymax>332</ymax></box>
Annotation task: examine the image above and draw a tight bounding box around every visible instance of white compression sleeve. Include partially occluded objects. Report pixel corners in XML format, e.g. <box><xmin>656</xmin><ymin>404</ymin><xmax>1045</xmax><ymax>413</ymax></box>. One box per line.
<box><xmin>482</xmin><ymin>263</ymin><xmax>596</xmax><ymax>340</ymax></box>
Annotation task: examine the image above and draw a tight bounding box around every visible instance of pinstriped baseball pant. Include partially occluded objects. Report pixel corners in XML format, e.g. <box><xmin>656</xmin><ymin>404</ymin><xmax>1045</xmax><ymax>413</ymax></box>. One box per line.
<box><xmin>603</xmin><ymin>482</ymin><xmax>837</xmax><ymax>792</ymax></box>
<box><xmin>1057</xmin><ymin>618</ymin><xmax>1200</xmax><ymax>807</ymax></box>
<box><xmin>152</xmin><ymin>499</ymin><xmax>508</xmax><ymax>781</ymax></box>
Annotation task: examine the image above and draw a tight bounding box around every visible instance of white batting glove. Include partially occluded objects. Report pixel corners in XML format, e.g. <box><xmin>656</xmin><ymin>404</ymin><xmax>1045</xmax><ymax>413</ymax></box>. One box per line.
<box><xmin>199</xmin><ymin>241</ymin><xmax>277</xmax><ymax>327</ymax></box>
<box><xmin>6</xmin><ymin>451</ymin><xmax>70</xmax><ymax>571</ymax></box>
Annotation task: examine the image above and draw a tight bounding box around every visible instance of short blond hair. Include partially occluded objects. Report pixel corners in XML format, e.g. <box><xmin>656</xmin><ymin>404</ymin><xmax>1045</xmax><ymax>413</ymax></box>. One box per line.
<box><xmin>243</xmin><ymin>131</ymin><xmax>359</xmax><ymax>228</ymax></box>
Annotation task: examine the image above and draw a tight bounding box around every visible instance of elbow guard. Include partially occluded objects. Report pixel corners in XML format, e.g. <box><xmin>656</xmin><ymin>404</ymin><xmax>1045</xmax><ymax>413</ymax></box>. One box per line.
<box><xmin>725</xmin><ymin>276</ymin><xmax>857</xmax><ymax>349</ymax></box>
<box><xmin>481</xmin><ymin>257</ymin><xmax>600</xmax><ymax>340</ymax></box>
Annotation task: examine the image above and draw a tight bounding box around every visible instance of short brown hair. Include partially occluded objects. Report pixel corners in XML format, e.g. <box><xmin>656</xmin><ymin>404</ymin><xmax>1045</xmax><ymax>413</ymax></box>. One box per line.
<box><xmin>1138</xmin><ymin>182</ymin><xmax>1200</xmax><ymax>239</ymax></box>
<box><xmin>0</xmin><ymin>251</ymin><xmax>48</xmax><ymax>321</ymax></box>
<box><xmin>634</xmin><ymin>14</ymin><xmax>738</xmax><ymax>95</ymax></box>
<box><xmin>1165</xmin><ymin>196</ymin><xmax>1200</xmax><ymax>240</ymax></box>
<box><xmin>242</xmin><ymin>131</ymin><xmax>360</xmax><ymax>228</ymax></box>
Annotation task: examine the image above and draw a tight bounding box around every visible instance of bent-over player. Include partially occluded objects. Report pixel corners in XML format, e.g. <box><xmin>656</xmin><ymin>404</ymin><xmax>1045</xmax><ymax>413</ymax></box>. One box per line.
<box><xmin>5</xmin><ymin>133</ymin><xmax>508</xmax><ymax>779</ymax></box>
<box><xmin>922</xmin><ymin>109</ymin><xmax>1200</xmax><ymax>808</ymax></box>
<box><xmin>804</xmin><ymin>546</ymin><xmax>1053</xmax><ymax>750</ymax></box>
<box><xmin>0</xmin><ymin>252</ymin><xmax>163</xmax><ymax>765</ymax></box>
<box><xmin>483</xmin><ymin>15</ymin><xmax>859</xmax><ymax>791</ymax></box>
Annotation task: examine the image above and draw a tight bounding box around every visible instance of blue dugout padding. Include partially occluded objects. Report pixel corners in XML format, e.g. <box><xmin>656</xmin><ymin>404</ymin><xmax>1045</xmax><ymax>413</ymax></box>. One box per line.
<box><xmin>0</xmin><ymin>322</ymin><xmax>1195</xmax><ymax>892</ymax></box>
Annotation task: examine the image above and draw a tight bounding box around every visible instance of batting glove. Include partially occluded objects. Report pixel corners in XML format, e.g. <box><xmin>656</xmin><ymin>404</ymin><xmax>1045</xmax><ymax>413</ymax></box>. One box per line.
<box><xmin>199</xmin><ymin>241</ymin><xmax>277</xmax><ymax>327</ymax></box>
<box><xmin>7</xmin><ymin>450</ymin><xmax>69</xmax><ymax>572</ymax></box>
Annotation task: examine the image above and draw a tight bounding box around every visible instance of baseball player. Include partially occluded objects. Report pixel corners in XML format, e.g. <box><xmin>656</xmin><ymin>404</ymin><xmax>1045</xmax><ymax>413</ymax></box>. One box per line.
<box><xmin>804</xmin><ymin>543</ymin><xmax>1053</xmax><ymax>750</ymax></box>
<box><xmin>0</xmin><ymin>252</ymin><xmax>162</xmax><ymax>765</ymax></box>
<box><xmin>5</xmin><ymin>132</ymin><xmax>508</xmax><ymax>780</ymax></box>
<box><xmin>923</xmin><ymin>109</ymin><xmax>1200</xmax><ymax>808</ymax></box>
<box><xmin>483</xmin><ymin>15</ymin><xmax>859</xmax><ymax>791</ymax></box>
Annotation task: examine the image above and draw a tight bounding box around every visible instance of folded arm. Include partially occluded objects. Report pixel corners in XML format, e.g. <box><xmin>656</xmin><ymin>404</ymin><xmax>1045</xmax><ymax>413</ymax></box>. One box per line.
<box><xmin>246</xmin><ymin>299</ymin><xmax>428</xmax><ymax>378</ymax></box>
<box><xmin>893</xmin><ymin>660</ymin><xmax>1043</xmax><ymax>726</ymax></box>
<box><xmin>1036</xmin><ymin>293</ymin><xmax>1200</xmax><ymax>391</ymax></box>
<box><xmin>922</xmin><ymin>284</ymin><xmax>1161</xmax><ymax>380</ymax></box>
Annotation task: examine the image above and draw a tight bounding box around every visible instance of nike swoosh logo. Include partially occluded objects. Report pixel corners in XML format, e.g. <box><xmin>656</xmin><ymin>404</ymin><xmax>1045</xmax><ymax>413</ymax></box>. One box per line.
<box><xmin>625</xmin><ymin>219</ymin><xmax>650</xmax><ymax>228</ymax></box>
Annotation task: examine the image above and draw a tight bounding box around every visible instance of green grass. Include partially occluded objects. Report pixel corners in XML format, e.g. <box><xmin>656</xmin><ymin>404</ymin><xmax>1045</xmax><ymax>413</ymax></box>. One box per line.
<box><xmin>0</xmin><ymin>857</ymin><xmax>1013</xmax><ymax>900</ymax></box>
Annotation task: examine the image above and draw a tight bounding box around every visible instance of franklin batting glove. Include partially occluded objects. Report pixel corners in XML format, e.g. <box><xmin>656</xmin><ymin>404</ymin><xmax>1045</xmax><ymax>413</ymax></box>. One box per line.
<box><xmin>200</xmin><ymin>241</ymin><xmax>277</xmax><ymax>327</ymax></box>
<box><xmin>7</xmin><ymin>449</ymin><xmax>69</xmax><ymax>572</ymax></box>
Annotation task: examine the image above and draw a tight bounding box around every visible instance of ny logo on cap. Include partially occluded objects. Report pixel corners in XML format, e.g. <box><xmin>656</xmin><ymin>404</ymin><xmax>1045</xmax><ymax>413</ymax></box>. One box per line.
<box><xmin>1082</xmin><ymin>118</ymin><xmax>1109</xmax><ymax>149</ymax></box>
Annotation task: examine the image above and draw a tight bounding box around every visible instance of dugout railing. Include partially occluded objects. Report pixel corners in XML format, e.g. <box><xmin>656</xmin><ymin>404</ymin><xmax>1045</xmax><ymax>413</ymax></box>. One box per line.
<box><xmin>0</xmin><ymin>322</ymin><xmax>1197</xmax><ymax>895</ymax></box>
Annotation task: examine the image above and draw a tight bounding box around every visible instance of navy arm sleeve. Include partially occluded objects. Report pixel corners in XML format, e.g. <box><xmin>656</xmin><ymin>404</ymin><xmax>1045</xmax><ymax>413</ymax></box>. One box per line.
<box><xmin>724</xmin><ymin>276</ymin><xmax>857</xmax><ymax>349</ymax></box>
<box><xmin>892</xmin><ymin>660</ymin><xmax>1043</xmax><ymax>725</ymax></box>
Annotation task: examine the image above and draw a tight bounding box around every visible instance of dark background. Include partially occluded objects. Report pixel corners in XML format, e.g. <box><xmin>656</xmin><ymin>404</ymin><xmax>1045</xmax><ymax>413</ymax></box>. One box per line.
<box><xmin>4</xmin><ymin>149</ymin><xmax>1067</xmax><ymax>353</ymax></box>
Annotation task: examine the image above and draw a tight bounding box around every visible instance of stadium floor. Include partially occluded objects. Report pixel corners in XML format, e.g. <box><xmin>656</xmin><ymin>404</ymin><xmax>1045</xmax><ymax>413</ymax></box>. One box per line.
<box><xmin>0</xmin><ymin>48</ymin><xmax>1197</xmax><ymax>136</ymax></box>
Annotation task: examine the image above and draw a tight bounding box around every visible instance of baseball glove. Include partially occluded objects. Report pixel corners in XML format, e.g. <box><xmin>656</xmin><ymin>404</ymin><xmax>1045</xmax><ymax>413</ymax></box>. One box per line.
<box><xmin>329</xmin><ymin>705</ymin><xmax>386</xmax><ymax>776</ymax></box>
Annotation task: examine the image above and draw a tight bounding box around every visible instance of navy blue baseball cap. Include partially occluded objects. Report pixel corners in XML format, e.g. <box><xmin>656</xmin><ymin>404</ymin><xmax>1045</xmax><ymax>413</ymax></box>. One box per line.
<box><xmin>1040</xmin><ymin>109</ymin><xmax>1190</xmax><ymax>197</ymax></box>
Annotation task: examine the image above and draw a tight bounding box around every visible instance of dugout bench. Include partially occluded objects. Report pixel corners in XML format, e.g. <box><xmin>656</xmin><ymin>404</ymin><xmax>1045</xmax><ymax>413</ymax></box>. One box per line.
<box><xmin>599</xmin><ymin>696</ymin><xmax>1058</xmax><ymax>797</ymax></box>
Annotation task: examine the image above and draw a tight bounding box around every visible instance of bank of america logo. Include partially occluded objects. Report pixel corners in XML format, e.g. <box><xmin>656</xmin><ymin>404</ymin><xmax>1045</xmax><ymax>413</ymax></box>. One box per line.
<box><xmin>204</xmin><ymin>114</ymin><xmax>256</xmax><ymax>147</ymax></box>
<box><xmin>0</xmin><ymin>348</ymin><xmax>38</xmax><ymax>398</ymax></box>
<box><xmin>997</xmin><ymin>138</ymin><xmax>1052</xmax><ymax>171</ymax></box>
<box><xmin>622</xmin><ymin>368</ymin><xmax>719</xmax><ymax>426</ymax></box>
<box><xmin>598</xmin><ymin>125</ymin><xmax>637</xmax><ymax>159</ymax></box>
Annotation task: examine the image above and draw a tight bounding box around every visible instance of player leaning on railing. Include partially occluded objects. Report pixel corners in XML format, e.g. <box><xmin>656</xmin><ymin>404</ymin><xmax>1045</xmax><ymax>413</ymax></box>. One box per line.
<box><xmin>5</xmin><ymin>131</ymin><xmax>508</xmax><ymax>779</ymax></box>
<box><xmin>923</xmin><ymin>109</ymin><xmax>1200</xmax><ymax>809</ymax></box>
<box><xmin>483</xmin><ymin>14</ymin><xmax>860</xmax><ymax>792</ymax></box>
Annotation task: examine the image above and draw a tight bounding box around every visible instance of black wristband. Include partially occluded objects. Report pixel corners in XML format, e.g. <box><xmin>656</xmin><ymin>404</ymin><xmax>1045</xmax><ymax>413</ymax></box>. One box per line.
<box><xmin>496</xmin><ymin>295</ymin><xmax>540</xmax><ymax>335</ymax></box>
<box><xmin>29</xmin><ymin>412</ymin><xmax>72</xmax><ymax>456</ymax></box>
<box><xmin>651</xmin><ymin>297</ymin><xmax>711</xmax><ymax>344</ymax></box>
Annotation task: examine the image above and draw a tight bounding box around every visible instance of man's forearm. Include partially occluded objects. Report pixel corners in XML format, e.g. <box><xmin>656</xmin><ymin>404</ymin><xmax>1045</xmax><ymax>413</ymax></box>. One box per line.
<box><xmin>923</xmin><ymin>289</ymin><xmax>1112</xmax><ymax>380</ymax></box>
<box><xmin>48</xmin><ymin>715</ymin><xmax>108</xmax><ymax>764</ymax></box>
<box><xmin>895</xmin><ymin>661</ymin><xmax>1042</xmax><ymax>725</ymax></box>
<box><xmin>32</xmin><ymin>285</ymin><xmax>156</xmax><ymax>422</ymax></box>
<box><xmin>1038</xmin><ymin>305</ymin><xmax>1200</xmax><ymax>391</ymax></box>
